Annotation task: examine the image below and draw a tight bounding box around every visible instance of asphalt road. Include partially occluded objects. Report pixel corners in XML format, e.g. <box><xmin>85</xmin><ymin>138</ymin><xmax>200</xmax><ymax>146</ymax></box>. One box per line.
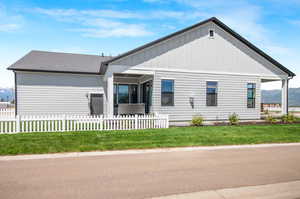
<box><xmin>1</xmin><ymin>145</ymin><xmax>300</xmax><ymax>199</ymax></box>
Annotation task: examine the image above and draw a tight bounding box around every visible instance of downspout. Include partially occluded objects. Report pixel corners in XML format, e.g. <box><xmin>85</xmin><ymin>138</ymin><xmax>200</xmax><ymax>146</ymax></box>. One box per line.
<box><xmin>14</xmin><ymin>71</ymin><xmax>17</xmax><ymax>116</ymax></box>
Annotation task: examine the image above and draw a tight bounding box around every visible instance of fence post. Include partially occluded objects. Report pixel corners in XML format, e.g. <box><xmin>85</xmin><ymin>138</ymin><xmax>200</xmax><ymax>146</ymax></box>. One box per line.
<box><xmin>16</xmin><ymin>115</ymin><xmax>20</xmax><ymax>133</ymax></box>
<box><xmin>166</xmin><ymin>115</ymin><xmax>169</xmax><ymax>128</ymax></box>
<box><xmin>135</xmin><ymin>114</ymin><xmax>138</xmax><ymax>129</ymax></box>
<box><xmin>100</xmin><ymin>115</ymin><xmax>103</xmax><ymax>130</ymax></box>
<box><xmin>62</xmin><ymin>114</ymin><xmax>66</xmax><ymax>132</ymax></box>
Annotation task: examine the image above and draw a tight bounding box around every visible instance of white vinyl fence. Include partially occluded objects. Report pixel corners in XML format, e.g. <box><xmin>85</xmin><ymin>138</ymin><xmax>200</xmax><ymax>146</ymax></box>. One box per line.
<box><xmin>0</xmin><ymin>114</ymin><xmax>169</xmax><ymax>134</ymax></box>
<box><xmin>0</xmin><ymin>108</ymin><xmax>15</xmax><ymax>118</ymax></box>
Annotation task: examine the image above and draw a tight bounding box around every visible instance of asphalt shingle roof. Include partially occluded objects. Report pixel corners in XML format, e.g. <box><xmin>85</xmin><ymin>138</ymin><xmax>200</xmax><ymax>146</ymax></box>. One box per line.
<box><xmin>8</xmin><ymin>50</ymin><xmax>113</xmax><ymax>74</ymax></box>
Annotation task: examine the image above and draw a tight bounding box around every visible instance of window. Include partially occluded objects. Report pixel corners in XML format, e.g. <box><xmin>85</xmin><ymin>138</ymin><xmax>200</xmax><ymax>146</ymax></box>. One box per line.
<box><xmin>247</xmin><ymin>83</ymin><xmax>256</xmax><ymax>108</ymax></box>
<box><xmin>114</xmin><ymin>84</ymin><xmax>118</xmax><ymax>106</ymax></box>
<box><xmin>206</xmin><ymin>81</ymin><xmax>218</xmax><ymax>106</ymax></box>
<box><xmin>115</xmin><ymin>84</ymin><xmax>138</xmax><ymax>104</ymax></box>
<box><xmin>161</xmin><ymin>79</ymin><xmax>174</xmax><ymax>106</ymax></box>
<box><xmin>118</xmin><ymin>85</ymin><xmax>129</xmax><ymax>104</ymax></box>
<box><xmin>129</xmin><ymin>84</ymin><xmax>138</xmax><ymax>104</ymax></box>
<box><xmin>209</xmin><ymin>29</ymin><xmax>214</xmax><ymax>38</ymax></box>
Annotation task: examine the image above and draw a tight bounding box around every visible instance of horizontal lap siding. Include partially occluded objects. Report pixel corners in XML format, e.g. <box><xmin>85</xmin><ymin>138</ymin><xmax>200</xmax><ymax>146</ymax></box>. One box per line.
<box><xmin>153</xmin><ymin>71</ymin><xmax>261</xmax><ymax>121</ymax></box>
<box><xmin>16</xmin><ymin>72</ymin><xmax>105</xmax><ymax>115</ymax></box>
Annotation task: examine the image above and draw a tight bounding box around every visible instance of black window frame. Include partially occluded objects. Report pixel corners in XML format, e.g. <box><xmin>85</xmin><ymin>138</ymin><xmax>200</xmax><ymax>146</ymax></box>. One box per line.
<box><xmin>129</xmin><ymin>84</ymin><xmax>138</xmax><ymax>104</ymax></box>
<box><xmin>209</xmin><ymin>29</ymin><xmax>214</xmax><ymax>38</ymax></box>
<box><xmin>247</xmin><ymin>83</ymin><xmax>256</xmax><ymax>108</ymax></box>
<box><xmin>206</xmin><ymin>81</ymin><xmax>218</xmax><ymax>106</ymax></box>
<box><xmin>114</xmin><ymin>84</ymin><xmax>138</xmax><ymax>105</ymax></box>
<box><xmin>161</xmin><ymin>79</ymin><xmax>174</xmax><ymax>106</ymax></box>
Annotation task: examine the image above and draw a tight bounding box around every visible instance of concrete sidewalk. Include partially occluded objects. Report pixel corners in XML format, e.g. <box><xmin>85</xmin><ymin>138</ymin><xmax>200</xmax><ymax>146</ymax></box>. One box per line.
<box><xmin>151</xmin><ymin>181</ymin><xmax>300</xmax><ymax>199</ymax></box>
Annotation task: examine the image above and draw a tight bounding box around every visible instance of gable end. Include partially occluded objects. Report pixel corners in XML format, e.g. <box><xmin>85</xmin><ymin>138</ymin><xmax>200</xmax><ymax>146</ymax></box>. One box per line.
<box><xmin>102</xmin><ymin>17</ymin><xmax>295</xmax><ymax>77</ymax></box>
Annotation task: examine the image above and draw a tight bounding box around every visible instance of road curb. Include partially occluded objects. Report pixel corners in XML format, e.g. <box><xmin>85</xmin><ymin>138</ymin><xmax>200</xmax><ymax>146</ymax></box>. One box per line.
<box><xmin>1</xmin><ymin>142</ymin><xmax>300</xmax><ymax>161</ymax></box>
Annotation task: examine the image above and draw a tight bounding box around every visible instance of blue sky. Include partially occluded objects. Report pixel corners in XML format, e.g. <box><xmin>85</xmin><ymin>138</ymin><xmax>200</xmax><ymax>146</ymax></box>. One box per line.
<box><xmin>0</xmin><ymin>0</ymin><xmax>300</xmax><ymax>89</ymax></box>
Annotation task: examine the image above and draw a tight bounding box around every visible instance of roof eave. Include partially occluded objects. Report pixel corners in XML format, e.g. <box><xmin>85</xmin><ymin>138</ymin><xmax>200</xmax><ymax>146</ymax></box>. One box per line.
<box><xmin>8</xmin><ymin>68</ymin><xmax>102</xmax><ymax>75</ymax></box>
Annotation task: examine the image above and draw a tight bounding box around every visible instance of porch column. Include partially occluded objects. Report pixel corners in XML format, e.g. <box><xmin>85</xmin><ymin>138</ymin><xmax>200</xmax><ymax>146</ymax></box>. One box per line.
<box><xmin>281</xmin><ymin>78</ymin><xmax>289</xmax><ymax>115</ymax></box>
<box><xmin>107</xmin><ymin>73</ymin><xmax>114</xmax><ymax>116</ymax></box>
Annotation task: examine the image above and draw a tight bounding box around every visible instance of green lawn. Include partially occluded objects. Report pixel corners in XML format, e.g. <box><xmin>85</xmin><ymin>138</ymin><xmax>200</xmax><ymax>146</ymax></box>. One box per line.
<box><xmin>0</xmin><ymin>124</ymin><xmax>300</xmax><ymax>155</ymax></box>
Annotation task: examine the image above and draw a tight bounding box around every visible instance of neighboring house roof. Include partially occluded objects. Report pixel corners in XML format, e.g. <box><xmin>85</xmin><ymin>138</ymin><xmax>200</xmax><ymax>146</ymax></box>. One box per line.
<box><xmin>8</xmin><ymin>50</ymin><xmax>113</xmax><ymax>74</ymax></box>
<box><xmin>102</xmin><ymin>17</ymin><xmax>295</xmax><ymax>77</ymax></box>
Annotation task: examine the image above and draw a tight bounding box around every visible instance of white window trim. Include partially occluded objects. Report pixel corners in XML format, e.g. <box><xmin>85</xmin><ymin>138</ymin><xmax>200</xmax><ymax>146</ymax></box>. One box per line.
<box><xmin>206</xmin><ymin>80</ymin><xmax>219</xmax><ymax>82</ymax></box>
<box><xmin>160</xmin><ymin>77</ymin><xmax>176</xmax><ymax>80</ymax></box>
<box><xmin>161</xmin><ymin>79</ymin><xmax>175</xmax><ymax>107</ymax></box>
<box><xmin>206</xmin><ymin>81</ymin><xmax>218</xmax><ymax>107</ymax></box>
<box><xmin>247</xmin><ymin>83</ymin><xmax>256</xmax><ymax>109</ymax></box>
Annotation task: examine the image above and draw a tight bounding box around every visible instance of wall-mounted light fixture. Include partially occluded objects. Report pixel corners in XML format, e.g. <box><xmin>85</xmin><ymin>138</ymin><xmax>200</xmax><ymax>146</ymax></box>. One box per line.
<box><xmin>189</xmin><ymin>97</ymin><xmax>194</xmax><ymax>104</ymax></box>
<box><xmin>189</xmin><ymin>91</ymin><xmax>196</xmax><ymax>109</ymax></box>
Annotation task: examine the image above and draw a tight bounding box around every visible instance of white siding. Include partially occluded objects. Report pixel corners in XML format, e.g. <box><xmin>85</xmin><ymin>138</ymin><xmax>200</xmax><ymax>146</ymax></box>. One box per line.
<box><xmin>152</xmin><ymin>71</ymin><xmax>261</xmax><ymax>121</ymax></box>
<box><xmin>113</xmin><ymin>22</ymin><xmax>287</xmax><ymax>79</ymax></box>
<box><xmin>16</xmin><ymin>72</ymin><xmax>106</xmax><ymax>115</ymax></box>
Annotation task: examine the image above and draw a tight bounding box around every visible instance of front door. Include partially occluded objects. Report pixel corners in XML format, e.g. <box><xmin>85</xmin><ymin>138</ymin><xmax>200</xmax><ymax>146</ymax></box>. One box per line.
<box><xmin>90</xmin><ymin>93</ymin><xmax>104</xmax><ymax>115</ymax></box>
<box><xmin>141</xmin><ymin>81</ymin><xmax>152</xmax><ymax>114</ymax></box>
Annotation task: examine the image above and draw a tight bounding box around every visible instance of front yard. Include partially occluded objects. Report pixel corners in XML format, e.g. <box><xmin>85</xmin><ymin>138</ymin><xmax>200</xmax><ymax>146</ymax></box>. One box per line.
<box><xmin>0</xmin><ymin>124</ymin><xmax>300</xmax><ymax>155</ymax></box>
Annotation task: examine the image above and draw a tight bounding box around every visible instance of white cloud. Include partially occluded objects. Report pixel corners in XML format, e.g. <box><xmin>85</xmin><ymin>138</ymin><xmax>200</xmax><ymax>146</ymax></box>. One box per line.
<box><xmin>0</xmin><ymin>24</ymin><xmax>20</xmax><ymax>32</ymax></box>
<box><xmin>143</xmin><ymin>0</ymin><xmax>170</xmax><ymax>3</ymax></box>
<box><xmin>33</xmin><ymin>8</ymin><xmax>161</xmax><ymax>37</ymax></box>
<box><xmin>49</xmin><ymin>47</ymin><xmax>92</xmax><ymax>54</ymax></box>
<box><xmin>34</xmin><ymin>8</ymin><xmax>140</xmax><ymax>19</ymax></box>
<box><xmin>149</xmin><ymin>10</ymin><xmax>185</xmax><ymax>19</ymax></box>
<box><xmin>290</xmin><ymin>20</ymin><xmax>300</xmax><ymax>26</ymax></box>
<box><xmin>0</xmin><ymin>4</ymin><xmax>23</xmax><ymax>32</ymax></box>
<box><xmin>72</xmin><ymin>24</ymin><xmax>152</xmax><ymax>38</ymax></box>
<box><xmin>34</xmin><ymin>7</ymin><xmax>189</xmax><ymax>20</ymax></box>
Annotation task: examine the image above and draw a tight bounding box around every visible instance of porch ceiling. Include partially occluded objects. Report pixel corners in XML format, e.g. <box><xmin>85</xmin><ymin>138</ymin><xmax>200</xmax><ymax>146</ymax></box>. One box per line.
<box><xmin>114</xmin><ymin>73</ymin><xmax>143</xmax><ymax>78</ymax></box>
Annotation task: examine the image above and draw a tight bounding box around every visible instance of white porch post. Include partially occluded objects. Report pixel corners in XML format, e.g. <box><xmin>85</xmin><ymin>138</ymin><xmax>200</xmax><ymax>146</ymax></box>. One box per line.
<box><xmin>107</xmin><ymin>73</ymin><xmax>114</xmax><ymax>116</ymax></box>
<box><xmin>281</xmin><ymin>78</ymin><xmax>289</xmax><ymax>115</ymax></box>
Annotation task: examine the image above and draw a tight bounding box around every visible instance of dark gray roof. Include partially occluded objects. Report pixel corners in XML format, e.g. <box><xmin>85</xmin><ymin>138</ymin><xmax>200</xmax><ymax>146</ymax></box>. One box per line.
<box><xmin>8</xmin><ymin>50</ymin><xmax>113</xmax><ymax>74</ymax></box>
<box><xmin>102</xmin><ymin>17</ymin><xmax>295</xmax><ymax>77</ymax></box>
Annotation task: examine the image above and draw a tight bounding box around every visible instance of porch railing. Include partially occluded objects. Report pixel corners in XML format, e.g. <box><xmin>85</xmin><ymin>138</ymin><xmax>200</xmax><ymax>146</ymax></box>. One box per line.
<box><xmin>0</xmin><ymin>108</ymin><xmax>15</xmax><ymax>118</ymax></box>
<box><xmin>0</xmin><ymin>114</ymin><xmax>169</xmax><ymax>134</ymax></box>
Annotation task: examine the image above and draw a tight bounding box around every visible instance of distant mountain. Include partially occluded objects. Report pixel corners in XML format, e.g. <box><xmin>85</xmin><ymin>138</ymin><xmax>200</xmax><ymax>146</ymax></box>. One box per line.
<box><xmin>0</xmin><ymin>88</ymin><xmax>14</xmax><ymax>102</ymax></box>
<box><xmin>262</xmin><ymin>88</ymin><xmax>300</xmax><ymax>106</ymax></box>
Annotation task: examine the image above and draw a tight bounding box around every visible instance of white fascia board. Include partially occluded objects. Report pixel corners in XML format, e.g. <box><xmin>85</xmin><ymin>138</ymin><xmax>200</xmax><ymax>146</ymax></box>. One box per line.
<box><xmin>131</xmin><ymin>66</ymin><xmax>288</xmax><ymax>79</ymax></box>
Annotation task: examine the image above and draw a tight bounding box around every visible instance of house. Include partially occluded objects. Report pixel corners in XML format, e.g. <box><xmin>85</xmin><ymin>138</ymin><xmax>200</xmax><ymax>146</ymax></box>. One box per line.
<box><xmin>7</xmin><ymin>17</ymin><xmax>295</xmax><ymax>124</ymax></box>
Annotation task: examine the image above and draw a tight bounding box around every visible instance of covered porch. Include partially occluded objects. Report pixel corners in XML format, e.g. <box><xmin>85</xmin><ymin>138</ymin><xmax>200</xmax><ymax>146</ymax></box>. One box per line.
<box><xmin>261</xmin><ymin>77</ymin><xmax>290</xmax><ymax>115</ymax></box>
<box><xmin>108</xmin><ymin>73</ymin><xmax>154</xmax><ymax>115</ymax></box>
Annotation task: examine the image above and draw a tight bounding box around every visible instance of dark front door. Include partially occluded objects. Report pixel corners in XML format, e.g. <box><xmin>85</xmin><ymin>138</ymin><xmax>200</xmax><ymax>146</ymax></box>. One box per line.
<box><xmin>90</xmin><ymin>93</ymin><xmax>103</xmax><ymax>115</ymax></box>
<box><xmin>141</xmin><ymin>81</ymin><xmax>152</xmax><ymax>114</ymax></box>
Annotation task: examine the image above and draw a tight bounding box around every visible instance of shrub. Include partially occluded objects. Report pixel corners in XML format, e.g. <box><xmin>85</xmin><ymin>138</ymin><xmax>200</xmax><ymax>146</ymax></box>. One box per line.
<box><xmin>281</xmin><ymin>113</ymin><xmax>296</xmax><ymax>123</ymax></box>
<box><xmin>191</xmin><ymin>115</ymin><xmax>204</xmax><ymax>126</ymax></box>
<box><xmin>265</xmin><ymin>114</ymin><xmax>277</xmax><ymax>124</ymax></box>
<box><xmin>228</xmin><ymin>113</ymin><xmax>239</xmax><ymax>125</ymax></box>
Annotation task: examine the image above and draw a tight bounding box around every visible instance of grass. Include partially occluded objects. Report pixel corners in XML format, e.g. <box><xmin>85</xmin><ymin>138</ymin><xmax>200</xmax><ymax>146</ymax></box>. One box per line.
<box><xmin>0</xmin><ymin>124</ymin><xmax>300</xmax><ymax>155</ymax></box>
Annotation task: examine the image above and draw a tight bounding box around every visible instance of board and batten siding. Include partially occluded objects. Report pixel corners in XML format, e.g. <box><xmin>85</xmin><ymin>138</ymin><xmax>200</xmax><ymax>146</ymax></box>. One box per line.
<box><xmin>152</xmin><ymin>70</ymin><xmax>261</xmax><ymax>121</ymax></box>
<box><xmin>16</xmin><ymin>72</ymin><xmax>106</xmax><ymax>115</ymax></box>
<box><xmin>113</xmin><ymin>22</ymin><xmax>287</xmax><ymax>79</ymax></box>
